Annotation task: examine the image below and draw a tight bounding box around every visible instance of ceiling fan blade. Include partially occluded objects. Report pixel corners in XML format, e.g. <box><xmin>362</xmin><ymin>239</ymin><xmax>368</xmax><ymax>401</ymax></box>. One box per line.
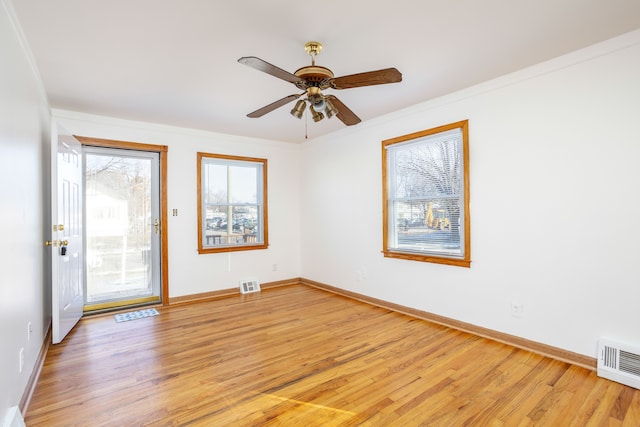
<box><xmin>330</xmin><ymin>68</ymin><xmax>402</xmax><ymax>89</ymax></box>
<box><xmin>326</xmin><ymin>95</ymin><xmax>361</xmax><ymax>126</ymax></box>
<box><xmin>247</xmin><ymin>94</ymin><xmax>302</xmax><ymax>118</ymax></box>
<box><xmin>238</xmin><ymin>56</ymin><xmax>304</xmax><ymax>85</ymax></box>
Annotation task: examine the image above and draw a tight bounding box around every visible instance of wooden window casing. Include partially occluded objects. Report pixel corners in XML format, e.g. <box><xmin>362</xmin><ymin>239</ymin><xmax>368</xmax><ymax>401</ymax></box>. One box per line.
<box><xmin>382</xmin><ymin>120</ymin><xmax>470</xmax><ymax>267</ymax></box>
<box><xmin>197</xmin><ymin>152</ymin><xmax>268</xmax><ymax>254</ymax></box>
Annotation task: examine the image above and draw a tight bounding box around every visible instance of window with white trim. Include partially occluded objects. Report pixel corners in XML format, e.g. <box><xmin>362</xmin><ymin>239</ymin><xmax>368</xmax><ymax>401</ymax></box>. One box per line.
<box><xmin>382</xmin><ymin>120</ymin><xmax>470</xmax><ymax>267</ymax></box>
<box><xmin>197</xmin><ymin>153</ymin><xmax>268</xmax><ymax>253</ymax></box>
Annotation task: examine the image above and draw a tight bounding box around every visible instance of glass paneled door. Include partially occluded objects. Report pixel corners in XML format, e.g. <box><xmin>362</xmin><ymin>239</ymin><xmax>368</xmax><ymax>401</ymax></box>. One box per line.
<box><xmin>83</xmin><ymin>146</ymin><xmax>161</xmax><ymax>311</ymax></box>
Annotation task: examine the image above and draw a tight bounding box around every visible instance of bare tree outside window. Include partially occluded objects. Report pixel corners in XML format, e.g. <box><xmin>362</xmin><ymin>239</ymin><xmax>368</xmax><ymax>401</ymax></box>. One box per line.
<box><xmin>382</xmin><ymin>121</ymin><xmax>470</xmax><ymax>267</ymax></box>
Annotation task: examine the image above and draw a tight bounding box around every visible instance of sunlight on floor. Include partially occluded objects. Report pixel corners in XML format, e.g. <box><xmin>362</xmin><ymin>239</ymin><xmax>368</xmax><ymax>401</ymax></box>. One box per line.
<box><xmin>259</xmin><ymin>392</ymin><xmax>355</xmax><ymax>415</ymax></box>
<box><xmin>233</xmin><ymin>391</ymin><xmax>356</xmax><ymax>425</ymax></box>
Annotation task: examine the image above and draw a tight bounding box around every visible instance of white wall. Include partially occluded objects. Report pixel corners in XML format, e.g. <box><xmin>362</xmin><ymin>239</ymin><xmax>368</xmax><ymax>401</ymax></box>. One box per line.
<box><xmin>51</xmin><ymin>111</ymin><xmax>303</xmax><ymax>298</ymax></box>
<box><xmin>2</xmin><ymin>3</ymin><xmax>637</xmax><ymax>421</ymax></box>
<box><xmin>300</xmin><ymin>30</ymin><xmax>640</xmax><ymax>358</ymax></box>
<box><xmin>0</xmin><ymin>0</ymin><xmax>51</xmax><ymax>423</ymax></box>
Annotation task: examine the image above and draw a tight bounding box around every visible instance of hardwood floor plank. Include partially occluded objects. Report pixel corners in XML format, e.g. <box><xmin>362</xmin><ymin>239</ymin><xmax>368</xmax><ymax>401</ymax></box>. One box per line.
<box><xmin>610</xmin><ymin>385</ymin><xmax>636</xmax><ymax>421</ymax></box>
<box><xmin>622</xmin><ymin>391</ymin><xmax>640</xmax><ymax>426</ymax></box>
<box><xmin>25</xmin><ymin>284</ymin><xmax>640</xmax><ymax>426</ymax></box>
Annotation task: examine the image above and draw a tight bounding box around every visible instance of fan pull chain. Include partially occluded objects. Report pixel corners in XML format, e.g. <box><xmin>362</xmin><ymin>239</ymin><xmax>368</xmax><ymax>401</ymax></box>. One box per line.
<box><xmin>305</xmin><ymin>107</ymin><xmax>308</xmax><ymax>139</ymax></box>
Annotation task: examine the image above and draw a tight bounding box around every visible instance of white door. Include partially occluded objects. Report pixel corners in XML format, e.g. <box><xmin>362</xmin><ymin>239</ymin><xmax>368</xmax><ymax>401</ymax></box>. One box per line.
<box><xmin>51</xmin><ymin>126</ymin><xmax>84</xmax><ymax>344</ymax></box>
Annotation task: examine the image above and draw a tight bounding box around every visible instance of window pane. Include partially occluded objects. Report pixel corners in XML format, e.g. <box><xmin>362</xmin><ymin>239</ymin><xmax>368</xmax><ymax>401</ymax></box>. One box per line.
<box><xmin>202</xmin><ymin>162</ymin><xmax>259</xmax><ymax>205</ymax></box>
<box><xmin>229</xmin><ymin>166</ymin><xmax>258</xmax><ymax>204</ymax></box>
<box><xmin>392</xmin><ymin>132</ymin><xmax>461</xmax><ymax>198</ymax></box>
<box><xmin>202</xmin><ymin>205</ymin><xmax>261</xmax><ymax>246</ymax></box>
<box><xmin>393</xmin><ymin>198</ymin><xmax>462</xmax><ymax>256</ymax></box>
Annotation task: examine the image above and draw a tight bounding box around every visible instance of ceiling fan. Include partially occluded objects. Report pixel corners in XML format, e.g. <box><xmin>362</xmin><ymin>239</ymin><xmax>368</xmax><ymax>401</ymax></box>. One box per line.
<box><xmin>238</xmin><ymin>41</ymin><xmax>402</xmax><ymax>126</ymax></box>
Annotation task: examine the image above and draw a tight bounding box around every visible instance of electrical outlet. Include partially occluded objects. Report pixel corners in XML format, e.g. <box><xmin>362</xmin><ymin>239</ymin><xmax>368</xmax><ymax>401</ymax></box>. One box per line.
<box><xmin>272</xmin><ymin>263</ymin><xmax>278</xmax><ymax>272</ymax></box>
<box><xmin>27</xmin><ymin>322</ymin><xmax>32</xmax><ymax>341</ymax></box>
<box><xmin>511</xmin><ymin>302</ymin><xmax>523</xmax><ymax>317</ymax></box>
<box><xmin>19</xmin><ymin>348</ymin><xmax>24</xmax><ymax>373</ymax></box>
<box><xmin>356</xmin><ymin>267</ymin><xmax>368</xmax><ymax>282</ymax></box>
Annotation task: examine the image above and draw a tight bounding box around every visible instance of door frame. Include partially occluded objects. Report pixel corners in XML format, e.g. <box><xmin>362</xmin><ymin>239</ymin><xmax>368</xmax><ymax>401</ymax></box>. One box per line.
<box><xmin>75</xmin><ymin>135</ymin><xmax>169</xmax><ymax>306</ymax></box>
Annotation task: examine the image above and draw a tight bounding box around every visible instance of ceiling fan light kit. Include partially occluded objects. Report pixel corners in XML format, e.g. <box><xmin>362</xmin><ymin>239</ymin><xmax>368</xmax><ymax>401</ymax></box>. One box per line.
<box><xmin>238</xmin><ymin>41</ymin><xmax>402</xmax><ymax>127</ymax></box>
<box><xmin>309</xmin><ymin>104</ymin><xmax>324</xmax><ymax>122</ymax></box>
<box><xmin>290</xmin><ymin>100</ymin><xmax>306</xmax><ymax>119</ymax></box>
<box><xmin>324</xmin><ymin>98</ymin><xmax>338</xmax><ymax>118</ymax></box>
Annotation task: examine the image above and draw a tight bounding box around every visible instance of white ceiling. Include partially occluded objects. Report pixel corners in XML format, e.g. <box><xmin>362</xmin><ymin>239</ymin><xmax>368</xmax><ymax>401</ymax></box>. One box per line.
<box><xmin>10</xmin><ymin>0</ymin><xmax>640</xmax><ymax>143</ymax></box>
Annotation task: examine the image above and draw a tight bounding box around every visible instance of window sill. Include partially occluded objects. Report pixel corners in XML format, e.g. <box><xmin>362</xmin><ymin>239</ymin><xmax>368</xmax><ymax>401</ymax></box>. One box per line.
<box><xmin>382</xmin><ymin>250</ymin><xmax>471</xmax><ymax>268</ymax></box>
<box><xmin>199</xmin><ymin>243</ymin><xmax>268</xmax><ymax>254</ymax></box>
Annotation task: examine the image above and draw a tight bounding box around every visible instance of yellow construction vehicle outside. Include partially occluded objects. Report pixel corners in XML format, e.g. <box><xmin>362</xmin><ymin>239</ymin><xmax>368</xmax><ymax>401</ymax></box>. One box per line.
<box><xmin>425</xmin><ymin>201</ymin><xmax>451</xmax><ymax>231</ymax></box>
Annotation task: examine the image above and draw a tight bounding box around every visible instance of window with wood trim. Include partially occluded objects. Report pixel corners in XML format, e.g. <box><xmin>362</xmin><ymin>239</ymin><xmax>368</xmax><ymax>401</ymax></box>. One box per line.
<box><xmin>197</xmin><ymin>153</ymin><xmax>268</xmax><ymax>253</ymax></box>
<box><xmin>382</xmin><ymin>120</ymin><xmax>470</xmax><ymax>267</ymax></box>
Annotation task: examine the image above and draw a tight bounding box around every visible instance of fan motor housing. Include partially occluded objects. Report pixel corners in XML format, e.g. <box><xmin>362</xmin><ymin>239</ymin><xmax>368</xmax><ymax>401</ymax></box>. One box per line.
<box><xmin>294</xmin><ymin>65</ymin><xmax>334</xmax><ymax>87</ymax></box>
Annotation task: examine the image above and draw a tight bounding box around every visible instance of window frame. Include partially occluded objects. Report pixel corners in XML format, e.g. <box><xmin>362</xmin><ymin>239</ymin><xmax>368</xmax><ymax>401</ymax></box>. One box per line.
<box><xmin>197</xmin><ymin>152</ymin><xmax>268</xmax><ymax>254</ymax></box>
<box><xmin>382</xmin><ymin>120</ymin><xmax>470</xmax><ymax>267</ymax></box>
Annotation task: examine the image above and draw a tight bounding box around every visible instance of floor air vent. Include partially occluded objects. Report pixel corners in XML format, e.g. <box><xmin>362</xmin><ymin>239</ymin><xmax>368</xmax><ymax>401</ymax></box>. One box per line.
<box><xmin>597</xmin><ymin>338</ymin><xmax>640</xmax><ymax>389</ymax></box>
<box><xmin>240</xmin><ymin>280</ymin><xmax>260</xmax><ymax>294</ymax></box>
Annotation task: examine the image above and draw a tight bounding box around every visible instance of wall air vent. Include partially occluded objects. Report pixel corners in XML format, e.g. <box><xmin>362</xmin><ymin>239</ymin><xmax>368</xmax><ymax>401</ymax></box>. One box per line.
<box><xmin>597</xmin><ymin>338</ymin><xmax>640</xmax><ymax>389</ymax></box>
<box><xmin>239</xmin><ymin>279</ymin><xmax>260</xmax><ymax>294</ymax></box>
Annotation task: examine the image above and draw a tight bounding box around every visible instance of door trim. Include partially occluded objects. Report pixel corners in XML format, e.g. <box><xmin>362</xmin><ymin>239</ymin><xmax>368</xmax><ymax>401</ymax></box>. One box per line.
<box><xmin>75</xmin><ymin>135</ymin><xmax>169</xmax><ymax>306</ymax></box>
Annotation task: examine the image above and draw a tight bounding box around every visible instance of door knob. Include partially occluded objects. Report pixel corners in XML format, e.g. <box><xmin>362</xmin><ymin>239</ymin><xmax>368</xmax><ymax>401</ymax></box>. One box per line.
<box><xmin>45</xmin><ymin>240</ymin><xmax>58</xmax><ymax>247</ymax></box>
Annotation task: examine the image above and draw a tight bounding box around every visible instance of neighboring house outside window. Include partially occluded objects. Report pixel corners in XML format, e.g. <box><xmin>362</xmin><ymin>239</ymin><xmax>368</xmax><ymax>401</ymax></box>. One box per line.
<box><xmin>197</xmin><ymin>152</ymin><xmax>268</xmax><ymax>254</ymax></box>
<box><xmin>382</xmin><ymin>120</ymin><xmax>470</xmax><ymax>267</ymax></box>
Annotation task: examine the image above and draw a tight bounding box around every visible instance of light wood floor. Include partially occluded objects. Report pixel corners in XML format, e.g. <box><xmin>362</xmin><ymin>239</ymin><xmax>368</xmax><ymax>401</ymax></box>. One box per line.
<box><xmin>26</xmin><ymin>285</ymin><xmax>639</xmax><ymax>426</ymax></box>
